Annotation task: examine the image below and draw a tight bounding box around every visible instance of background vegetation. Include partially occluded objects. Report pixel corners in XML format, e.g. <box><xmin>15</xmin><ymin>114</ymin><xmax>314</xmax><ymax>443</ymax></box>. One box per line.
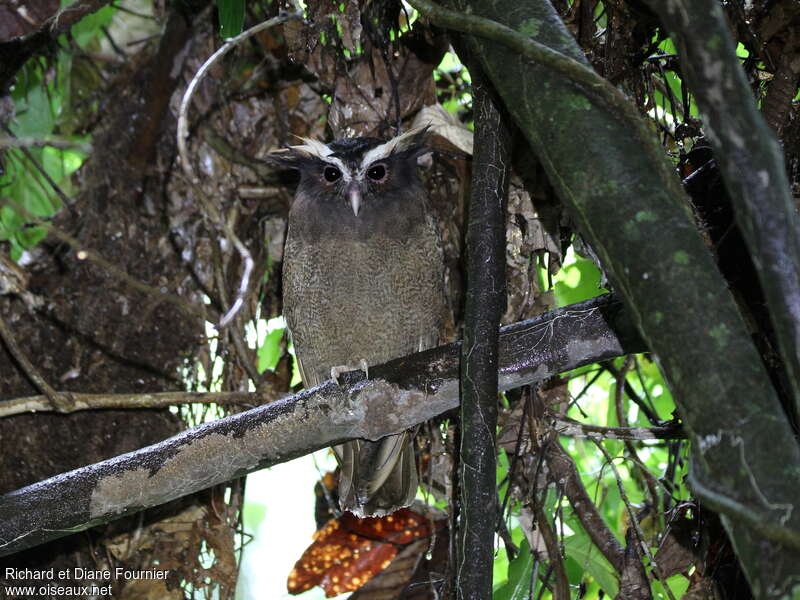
<box><xmin>1</xmin><ymin>0</ymin><xmax>799</xmax><ymax>598</ymax></box>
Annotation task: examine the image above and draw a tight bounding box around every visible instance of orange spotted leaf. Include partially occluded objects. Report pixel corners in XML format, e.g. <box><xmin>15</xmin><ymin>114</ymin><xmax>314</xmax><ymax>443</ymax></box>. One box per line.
<box><xmin>287</xmin><ymin>508</ymin><xmax>434</xmax><ymax>597</ymax></box>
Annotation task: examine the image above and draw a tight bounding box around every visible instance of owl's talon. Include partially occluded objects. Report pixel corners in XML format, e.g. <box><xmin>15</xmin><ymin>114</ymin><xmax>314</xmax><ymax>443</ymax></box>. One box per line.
<box><xmin>330</xmin><ymin>365</ymin><xmax>348</xmax><ymax>385</ymax></box>
<box><xmin>330</xmin><ymin>360</ymin><xmax>370</xmax><ymax>385</ymax></box>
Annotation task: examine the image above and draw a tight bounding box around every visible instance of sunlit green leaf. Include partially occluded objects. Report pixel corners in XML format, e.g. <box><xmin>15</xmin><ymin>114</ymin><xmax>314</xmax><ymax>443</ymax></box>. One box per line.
<box><xmin>553</xmin><ymin>251</ymin><xmax>606</xmax><ymax>307</ymax></box>
<box><xmin>563</xmin><ymin>524</ymin><xmax>619</xmax><ymax>596</ymax></box>
<box><xmin>492</xmin><ymin>550</ymin><xmax>509</xmax><ymax>592</ymax></box>
<box><xmin>71</xmin><ymin>5</ymin><xmax>116</xmax><ymax>49</ymax></box>
<box><xmin>493</xmin><ymin>539</ymin><xmax>533</xmax><ymax>600</ymax></box>
<box><xmin>652</xmin><ymin>573</ymin><xmax>690</xmax><ymax>599</ymax></box>
<box><xmin>217</xmin><ymin>0</ymin><xmax>246</xmax><ymax>38</ymax></box>
<box><xmin>257</xmin><ymin>328</ymin><xmax>284</xmax><ymax>373</ymax></box>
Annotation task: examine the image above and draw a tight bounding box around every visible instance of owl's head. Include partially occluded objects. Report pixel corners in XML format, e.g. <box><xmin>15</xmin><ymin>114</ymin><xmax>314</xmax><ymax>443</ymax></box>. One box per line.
<box><xmin>267</xmin><ymin>127</ymin><xmax>429</xmax><ymax>217</ymax></box>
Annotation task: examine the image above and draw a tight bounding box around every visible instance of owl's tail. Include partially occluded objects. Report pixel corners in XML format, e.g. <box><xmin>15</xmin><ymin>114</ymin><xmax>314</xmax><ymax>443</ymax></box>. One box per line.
<box><xmin>334</xmin><ymin>432</ymin><xmax>418</xmax><ymax>517</ymax></box>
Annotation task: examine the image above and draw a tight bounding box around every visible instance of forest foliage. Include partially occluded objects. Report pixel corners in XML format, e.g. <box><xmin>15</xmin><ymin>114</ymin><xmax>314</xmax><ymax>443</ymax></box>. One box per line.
<box><xmin>1</xmin><ymin>0</ymin><xmax>799</xmax><ymax>599</ymax></box>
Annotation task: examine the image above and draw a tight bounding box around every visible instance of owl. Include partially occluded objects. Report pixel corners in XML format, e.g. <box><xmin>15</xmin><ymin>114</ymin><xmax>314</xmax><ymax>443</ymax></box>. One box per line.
<box><xmin>270</xmin><ymin>128</ymin><xmax>448</xmax><ymax>517</ymax></box>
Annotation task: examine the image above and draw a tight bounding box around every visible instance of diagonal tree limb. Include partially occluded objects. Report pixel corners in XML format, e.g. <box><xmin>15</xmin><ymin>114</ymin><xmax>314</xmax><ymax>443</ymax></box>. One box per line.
<box><xmin>0</xmin><ymin>314</ymin><xmax>75</xmax><ymax>412</ymax></box>
<box><xmin>641</xmin><ymin>0</ymin><xmax>800</xmax><ymax>429</ymax></box>
<box><xmin>419</xmin><ymin>0</ymin><xmax>800</xmax><ymax>594</ymax></box>
<box><xmin>0</xmin><ymin>294</ymin><xmax>643</xmax><ymax>558</ymax></box>
<box><xmin>544</xmin><ymin>440</ymin><xmax>626</xmax><ymax>573</ymax></box>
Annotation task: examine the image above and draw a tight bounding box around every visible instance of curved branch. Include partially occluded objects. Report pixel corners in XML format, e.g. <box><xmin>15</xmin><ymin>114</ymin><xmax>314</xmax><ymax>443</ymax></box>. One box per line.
<box><xmin>406</xmin><ymin>0</ymin><xmax>683</xmax><ymax>204</ymax></box>
<box><xmin>175</xmin><ymin>11</ymin><xmax>302</xmax><ymax>329</ymax></box>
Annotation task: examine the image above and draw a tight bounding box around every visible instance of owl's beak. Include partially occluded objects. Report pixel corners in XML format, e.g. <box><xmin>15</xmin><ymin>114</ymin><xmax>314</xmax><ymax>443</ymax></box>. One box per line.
<box><xmin>346</xmin><ymin>181</ymin><xmax>362</xmax><ymax>217</ymax></box>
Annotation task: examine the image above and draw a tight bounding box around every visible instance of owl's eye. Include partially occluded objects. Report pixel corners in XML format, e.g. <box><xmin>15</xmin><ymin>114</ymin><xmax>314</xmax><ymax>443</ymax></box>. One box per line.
<box><xmin>323</xmin><ymin>166</ymin><xmax>342</xmax><ymax>182</ymax></box>
<box><xmin>366</xmin><ymin>164</ymin><xmax>387</xmax><ymax>182</ymax></box>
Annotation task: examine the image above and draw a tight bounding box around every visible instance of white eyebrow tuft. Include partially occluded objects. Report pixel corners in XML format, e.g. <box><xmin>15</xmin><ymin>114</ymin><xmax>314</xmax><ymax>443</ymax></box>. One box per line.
<box><xmin>290</xmin><ymin>137</ymin><xmax>335</xmax><ymax>159</ymax></box>
<box><xmin>289</xmin><ymin>137</ymin><xmax>350</xmax><ymax>178</ymax></box>
<box><xmin>359</xmin><ymin>126</ymin><xmax>427</xmax><ymax>171</ymax></box>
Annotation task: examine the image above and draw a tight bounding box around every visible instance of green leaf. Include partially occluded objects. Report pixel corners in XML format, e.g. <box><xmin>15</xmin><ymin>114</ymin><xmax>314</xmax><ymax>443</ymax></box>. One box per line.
<box><xmin>553</xmin><ymin>252</ymin><xmax>606</xmax><ymax>307</ymax></box>
<box><xmin>563</xmin><ymin>525</ymin><xmax>619</xmax><ymax>597</ymax></box>
<box><xmin>18</xmin><ymin>225</ymin><xmax>47</xmax><ymax>250</ymax></box>
<box><xmin>71</xmin><ymin>5</ymin><xmax>116</xmax><ymax>49</ymax></box>
<box><xmin>242</xmin><ymin>500</ymin><xmax>267</xmax><ymax>534</ymax></box>
<box><xmin>492</xmin><ymin>549</ymin><xmax>510</xmax><ymax>592</ymax></box>
<box><xmin>652</xmin><ymin>573</ymin><xmax>690</xmax><ymax>599</ymax></box>
<box><xmin>217</xmin><ymin>0</ymin><xmax>245</xmax><ymax>39</ymax></box>
<box><xmin>11</xmin><ymin>81</ymin><xmax>55</xmax><ymax>138</ymax></box>
<box><xmin>493</xmin><ymin>539</ymin><xmax>534</xmax><ymax>600</ymax></box>
<box><xmin>257</xmin><ymin>328</ymin><xmax>284</xmax><ymax>373</ymax></box>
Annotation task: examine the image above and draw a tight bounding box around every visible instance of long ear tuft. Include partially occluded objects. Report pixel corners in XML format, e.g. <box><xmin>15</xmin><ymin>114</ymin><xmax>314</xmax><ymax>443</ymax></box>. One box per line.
<box><xmin>264</xmin><ymin>147</ymin><xmax>305</xmax><ymax>169</ymax></box>
<box><xmin>360</xmin><ymin>126</ymin><xmax>431</xmax><ymax>167</ymax></box>
<box><xmin>265</xmin><ymin>137</ymin><xmax>333</xmax><ymax>169</ymax></box>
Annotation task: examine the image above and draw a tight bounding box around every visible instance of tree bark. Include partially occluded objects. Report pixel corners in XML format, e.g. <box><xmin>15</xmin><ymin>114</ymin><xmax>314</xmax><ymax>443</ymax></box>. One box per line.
<box><xmin>427</xmin><ymin>0</ymin><xmax>800</xmax><ymax>596</ymax></box>
<box><xmin>456</xmin><ymin>67</ymin><xmax>512</xmax><ymax>599</ymax></box>
<box><xmin>641</xmin><ymin>0</ymin><xmax>800</xmax><ymax>429</ymax></box>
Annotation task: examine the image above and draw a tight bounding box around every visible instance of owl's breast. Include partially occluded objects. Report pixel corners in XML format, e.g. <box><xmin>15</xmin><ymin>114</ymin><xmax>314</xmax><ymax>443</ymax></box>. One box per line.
<box><xmin>282</xmin><ymin>219</ymin><xmax>446</xmax><ymax>386</ymax></box>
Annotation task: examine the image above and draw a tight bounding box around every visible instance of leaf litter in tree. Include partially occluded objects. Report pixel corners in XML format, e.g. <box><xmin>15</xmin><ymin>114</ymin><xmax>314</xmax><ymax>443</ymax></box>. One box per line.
<box><xmin>287</xmin><ymin>506</ymin><xmax>445</xmax><ymax>597</ymax></box>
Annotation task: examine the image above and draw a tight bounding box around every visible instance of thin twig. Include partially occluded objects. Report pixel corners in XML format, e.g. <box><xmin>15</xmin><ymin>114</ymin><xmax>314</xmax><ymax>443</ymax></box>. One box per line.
<box><xmin>544</xmin><ymin>440</ymin><xmax>625</xmax><ymax>572</ymax></box>
<box><xmin>1</xmin><ymin>125</ymin><xmax>78</xmax><ymax>210</ymax></box>
<box><xmin>0</xmin><ymin>136</ymin><xmax>93</xmax><ymax>154</ymax></box>
<box><xmin>604</xmin><ymin>361</ymin><xmax>660</xmax><ymax>424</ymax></box>
<box><xmin>613</xmin><ymin>357</ymin><xmax>660</xmax><ymax>508</ymax></box>
<box><xmin>110</xmin><ymin>1</ymin><xmax>156</xmax><ymax>20</ymax></box>
<box><xmin>593</xmin><ymin>439</ymin><xmax>677</xmax><ymax>600</ymax></box>
<box><xmin>0</xmin><ymin>314</ymin><xmax>75</xmax><ymax>411</ymax></box>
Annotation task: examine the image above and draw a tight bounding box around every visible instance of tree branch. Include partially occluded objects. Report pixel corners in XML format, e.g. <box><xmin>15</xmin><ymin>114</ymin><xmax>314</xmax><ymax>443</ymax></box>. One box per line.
<box><xmin>456</xmin><ymin>67</ymin><xmax>512</xmax><ymax>597</ymax></box>
<box><xmin>175</xmin><ymin>11</ymin><xmax>301</xmax><ymax>329</ymax></box>
<box><xmin>544</xmin><ymin>440</ymin><xmax>625</xmax><ymax>573</ymax></box>
<box><xmin>0</xmin><ymin>135</ymin><xmax>93</xmax><ymax>154</ymax></box>
<box><xmin>550</xmin><ymin>416</ymin><xmax>685</xmax><ymax>441</ymax></box>
<box><xmin>0</xmin><ymin>294</ymin><xmax>643</xmax><ymax>557</ymax></box>
<box><xmin>432</xmin><ymin>0</ymin><xmax>800</xmax><ymax>591</ymax></box>
<box><xmin>0</xmin><ymin>0</ymin><xmax>115</xmax><ymax>91</ymax></box>
<box><xmin>0</xmin><ymin>314</ymin><xmax>75</xmax><ymax>412</ymax></box>
<box><xmin>0</xmin><ymin>391</ymin><xmax>268</xmax><ymax>418</ymax></box>
<box><xmin>642</xmin><ymin>0</ymin><xmax>800</xmax><ymax>428</ymax></box>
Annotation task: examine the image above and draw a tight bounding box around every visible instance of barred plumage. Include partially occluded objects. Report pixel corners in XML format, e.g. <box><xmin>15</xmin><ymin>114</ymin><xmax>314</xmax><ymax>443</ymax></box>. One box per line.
<box><xmin>271</xmin><ymin>128</ymin><xmax>447</xmax><ymax>517</ymax></box>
